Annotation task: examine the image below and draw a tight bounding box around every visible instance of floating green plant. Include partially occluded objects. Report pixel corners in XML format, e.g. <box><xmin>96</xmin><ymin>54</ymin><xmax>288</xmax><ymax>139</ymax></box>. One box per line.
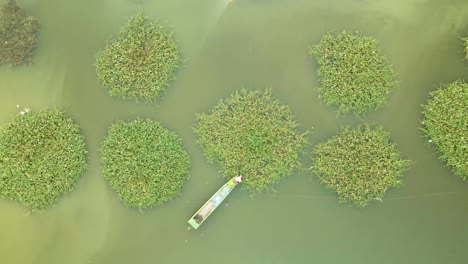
<box><xmin>101</xmin><ymin>119</ymin><xmax>190</xmax><ymax>209</ymax></box>
<box><xmin>421</xmin><ymin>81</ymin><xmax>467</xmax><ymax>180</ymax></box>
<box><xmin>309</xmin><ymin>31</ymin><xmax>397</xmax><ymax>115</ymax></box>
<box><xmin>95</xmin><ymin>13</ymin><xmax>180</xmax><ymax>101</ymax></box>
<box><xmin>0</xmin><ymin>0</ymin><xmax>39</xmax><ymax>66</ymax></box>
<box><xmin>311</xmin><ymin>124</ymin><xmax>411</xmax><ymax>207</ymax></box>
<box><xmin>0</xmin><ymin>109</ymin><xmax>87</xmax><ymax>210</ymax></box>
<box><xmin>194</xmin><ymin>89</ymin><xmax>308</xmax><ymax>193</ymax></box>
<box><xmin>464</xmin><ymin>34</ymin><xmax>468</xmax><ymax>62</ymax></box>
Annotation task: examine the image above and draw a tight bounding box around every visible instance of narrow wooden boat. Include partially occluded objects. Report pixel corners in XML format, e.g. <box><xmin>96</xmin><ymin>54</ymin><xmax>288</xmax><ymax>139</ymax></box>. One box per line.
<box><xmin>188</xmin><ymin>175</ymin><xmax>242</xmax><ymax>229</ymax></box>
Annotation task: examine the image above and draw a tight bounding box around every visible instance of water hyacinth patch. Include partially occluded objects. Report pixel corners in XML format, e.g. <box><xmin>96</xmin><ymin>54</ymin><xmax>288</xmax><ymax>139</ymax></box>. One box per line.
<box><xmin>0</xmin><ymin>0</ymin><xmax>39</xmax><ymax>66</ymax></box>
<box><xmin>100</xmin><ymin>119</ymin><xmax>190</xmax><ymax>209</ymax></box>
<box><xmin>309</xmin><ymin>31</ymin><xmax>397</xmax><ymax>115</ymax></box>
<box><xmin>194</xmin><ymin>89</ymin><xmax>308</xmax><ymax>193</ymax></box>
<box><xmin>95</xmin><ymin>13</ymin><xmax>180</xmax><ymax>101</ymax></box>
<box><xmin>0</xmin><ymin>109</ymin><xmax>87</xmax><ymax>210</ymax></box>
<box><xmin>311</xmin><ymin>124</ymin><xmax>411</xmax><ymax>207</ymax></box>
<box><xmin>464</xmin><ymin>34</ymin><xmax>468</xmax><ymax>62</ymax></box>
<box><xmin>421</xmin><ymin>81</ymin><xmax>467</xmax><ymax>180</ymax></box>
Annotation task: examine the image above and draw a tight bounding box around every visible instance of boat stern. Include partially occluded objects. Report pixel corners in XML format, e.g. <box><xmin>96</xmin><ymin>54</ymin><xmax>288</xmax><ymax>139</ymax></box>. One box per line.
<box><xmin>188</xmin><ymin>217</ymin><xmax>201</xmax><ymax>229</ymax></box>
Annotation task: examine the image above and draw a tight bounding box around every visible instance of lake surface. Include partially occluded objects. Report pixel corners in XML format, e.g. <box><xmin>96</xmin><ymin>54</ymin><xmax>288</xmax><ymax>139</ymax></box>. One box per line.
<box><xmin>0</xmin><ymin>0</ymin><xmax>467</xmax><ymax>263</ymax></box>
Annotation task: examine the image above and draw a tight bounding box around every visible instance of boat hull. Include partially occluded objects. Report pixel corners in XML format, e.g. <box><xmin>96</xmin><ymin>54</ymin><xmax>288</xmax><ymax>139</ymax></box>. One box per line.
<box><xmin>188</xmin><ymin>177</ymin><xmax>238</xmax><ymax>229</ymax></box>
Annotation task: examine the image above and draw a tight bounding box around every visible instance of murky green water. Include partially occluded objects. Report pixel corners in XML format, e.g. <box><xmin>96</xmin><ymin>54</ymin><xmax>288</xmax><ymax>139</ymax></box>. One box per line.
<box><xmin>1</xmin><ymin>0</ymin><xmax>468</xmax><ymax>263</ymax></box>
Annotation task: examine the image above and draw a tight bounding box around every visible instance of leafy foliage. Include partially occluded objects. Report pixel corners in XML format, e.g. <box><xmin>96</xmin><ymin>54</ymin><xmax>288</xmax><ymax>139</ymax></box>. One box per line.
<box><xmin>421</xmin><ymin>81</ymin><xmax>467</xmax><ymax>180</ymax></box>
<box><xmin>101</xmin><ymin>119</ymin><xmax>190</xmax><ymax>208</ymax></box>
<box><xmin>310</xmin><ymin>31</ymin><xmax>397</xmax><ymax>115</ymax></box>
<box><xmin>311</xmin><ymin>124</ymin><xmax>411</xmax><ymax>207</ymax></box>
<box><xmin>95</xmin><ymin>13</ymin><xmax>180</xmax><ymax>101</ymax></box>
<box><xmin>0</xmin><ymin>109</ymin><xmax>87</xmax><ymax>210</ymax></box>
<box><xmin>464</xmin><ymin>34</ymin><xmax>468</xmax><ymax>62</ymax></box>
<box><xmin>194</xmin><ymin>89</ymin><xmax>308</xmax><ymax>193</ymax></box>
<box><xmin>0</xmin><ymin>0</ymin><xmax>39</xmax><ymax>66</ymax></box>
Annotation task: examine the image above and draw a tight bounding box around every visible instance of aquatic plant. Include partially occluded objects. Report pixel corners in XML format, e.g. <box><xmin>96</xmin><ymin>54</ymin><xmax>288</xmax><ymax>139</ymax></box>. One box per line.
<box><xmin>194</xmin><ymin>89</ymin><xmax>308</xmax><ymax>193</ymax></box>
<box><xmin>0</xmin><ymin>0</ymin><xmax>39</xmax><ymax>66</ymax></box>
<box><xmin>421</xmin><ymin>81</ymin><xmax>467</xmax><ymax>180</ymax></box>
<box><xmin>100</xmin><ymin>119</ymin><xmax>190</xmax><ymax>208</ymax></box>
<box><xmin>309</xmin><ymin>31</ymin><xmax>397</xmax><ymax>115</ymax></box>
<box><xmin>311</xmin><ymin>124</ymin><xmax>411</xmax><ymax>207</ymax></box>
<box><xmin>0</xmin><ymin>109</ymin><xmax>87</xmax><ymax>210</ymax></box>
<box><xmin>464</xmin><ymin>34</ymin><xmax>468</xmax><ymax>62</ymax></box>
<box><xmin>95</xmin><ymin>13</ymin><xmax>180</xmax><ymax>101</ymax></box>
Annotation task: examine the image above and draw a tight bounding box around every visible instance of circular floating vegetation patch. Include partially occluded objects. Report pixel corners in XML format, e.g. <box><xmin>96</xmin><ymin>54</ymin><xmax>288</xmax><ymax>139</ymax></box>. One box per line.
<box><xmin>464</xmin><ymin>34</ymin><xmax>468</xmax><ymax>62</ymax></box>
<box><xmin>0</xmin><ymin>0</ymin><xmax>39</xmax><ymax>66</ymax></box>
<box><xmin>194</xmin><ymin>89</ymin><xmax>308</xmax><ymax>193</ymax></box>
<box><xmin>101</xmin><ymin>119</ymin><xmax>190</xmax><ymax>208</ymax></box>
<box><xmin>311</xmin><ymin>124</ymin><xmax>411</xmax><ymax>207</ymax></box>
<box><xmin>421</xmin><ymin>81</ymin><xmax>467</xmax><ymax>180</ymax></box>
<box><xmin>0</xmin><ymin>109</ymin><xmax>87</xmax><ymax>210</ymax></box>
<box><xmin>309</xmin><ymin>31</ymin><xmax>397</xmax><ymax>115</ymax></box>
<box><xmin>95</xmin><ymin>13</ymin><xmax>180</xmax><ymax>101</ymax></box>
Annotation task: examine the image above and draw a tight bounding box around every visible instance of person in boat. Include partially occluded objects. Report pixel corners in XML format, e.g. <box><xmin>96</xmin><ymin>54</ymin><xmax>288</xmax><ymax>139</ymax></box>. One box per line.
<box><xmin>194</xmin><ymin>214</ymin><xmax>204</xmax><ymax>224</ymax></box>
<box><xmin>234</xmin><ymin>175</ymin><xmax>242</xmax><ymax>184</ymax></box>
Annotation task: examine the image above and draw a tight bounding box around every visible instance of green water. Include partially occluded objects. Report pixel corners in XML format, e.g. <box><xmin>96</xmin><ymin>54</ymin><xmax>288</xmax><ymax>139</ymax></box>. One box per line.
<box><xmin>1</xmin><ymin>0</ymin><xmax>468</xmax><ymax>263</ymax></box>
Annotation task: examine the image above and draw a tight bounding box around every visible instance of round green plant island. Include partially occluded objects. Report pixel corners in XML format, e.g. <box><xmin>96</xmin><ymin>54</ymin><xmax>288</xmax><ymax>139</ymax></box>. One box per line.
<box><xmin>464</xmin><ymin>34</ymin><xmax>468</xmax><ymax>62</ymax></box>
<box><xmin>311</xmin><ymin>124</ymin><xmax>411</xmax><ymax>207</ymax></box>
<box><xmin>95</xmin><ymin>13</ymin><xmax>180</xmax><ymax>102</ymax></box>
<box><xmin>309</xmin><ymin>31</ymin><xmax>397</xmax><ymax>115</ymax></box>
<box><xmin>101</xmin><ymin>119</ymin><xmax>190</xmax><ymax>209</ymax></box>
<box><xmin>0</xmin><ymin>0</ymin><xmax>39</xmax><ymax>66</ymax></box>
<box><xmin>194</xmin><ymin>89</ymin><xmax>308</xmax><ymax>193</ymax></box>
<box><xmin>0</xmin><ymin>109</ymin><xmax>87</xmax><ymax>210</ymax></box>
<box><xmin>421</xmin><ymin>81</ymin><xmax>467</xmax><ymax>180</ymax></box>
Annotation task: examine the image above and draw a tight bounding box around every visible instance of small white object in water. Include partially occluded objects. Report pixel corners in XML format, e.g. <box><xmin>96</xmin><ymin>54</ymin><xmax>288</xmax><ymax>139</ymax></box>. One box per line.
<box><xmin>428</xmin><ymin>139</ymin><xmax>432</xmax><ymax>143</ymax></box>
<box><xmin>20</xmin><ymin>111</ymin><xmax>25</xmax><ymax>115</ymax></box>
<box><xmin>16</xmin><ymin>104</ymin><xmax>19</xmax><ymax>108</ymax></box>
<box><xmin>24</xmin><ymin>108</ymin><xmax>30</xmax><ymax>113</ymax></box>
